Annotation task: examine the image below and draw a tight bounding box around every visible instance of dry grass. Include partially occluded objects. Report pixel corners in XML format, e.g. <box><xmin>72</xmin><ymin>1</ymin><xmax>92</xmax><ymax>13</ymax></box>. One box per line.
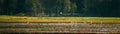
<box><xmin>0</xmin><ymin>16</ymin><xmax>120</xmax><ymax>23</ymax></box>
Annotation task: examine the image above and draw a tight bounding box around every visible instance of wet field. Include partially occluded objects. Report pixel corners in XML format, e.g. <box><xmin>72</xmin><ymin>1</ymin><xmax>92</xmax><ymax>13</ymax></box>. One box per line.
<box><xmin>0</xmin><ymin>22</ymin><xmax>120</xmax><ymax>33</ymax></box>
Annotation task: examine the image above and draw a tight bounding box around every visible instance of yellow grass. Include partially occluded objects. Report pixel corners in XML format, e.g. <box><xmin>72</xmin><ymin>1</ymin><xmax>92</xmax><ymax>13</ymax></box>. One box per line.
<box><xmin>0</xmin><ymin>16</ymin><xmax>120</xmax><ymax>23</ymax></box>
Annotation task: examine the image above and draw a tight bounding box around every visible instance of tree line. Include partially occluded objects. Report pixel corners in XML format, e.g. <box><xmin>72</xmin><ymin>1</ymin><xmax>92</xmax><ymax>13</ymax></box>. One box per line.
<box><xmin>0</xmin><ymin>0</ymin><xmax>120</xmax><ymax>17</ymax></box>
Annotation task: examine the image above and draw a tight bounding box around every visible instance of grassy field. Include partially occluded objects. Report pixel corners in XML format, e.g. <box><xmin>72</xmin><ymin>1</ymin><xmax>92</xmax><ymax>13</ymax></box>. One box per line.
<box><xmin>0</xmin><ymin>15</ymin><xmax>120</xmax><ymax>23</ymax></box>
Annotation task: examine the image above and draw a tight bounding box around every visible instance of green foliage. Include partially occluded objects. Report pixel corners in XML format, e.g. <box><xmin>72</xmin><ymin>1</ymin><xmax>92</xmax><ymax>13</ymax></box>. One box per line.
<box><xmin>0</xmin><ymin>0</ymin><xmax>120</xmax><ymax>17</ymax></box>
<box><xmin>15</xmin><ymin>13</ymin><xmax>25</xmax><ymax>16</ymax></box>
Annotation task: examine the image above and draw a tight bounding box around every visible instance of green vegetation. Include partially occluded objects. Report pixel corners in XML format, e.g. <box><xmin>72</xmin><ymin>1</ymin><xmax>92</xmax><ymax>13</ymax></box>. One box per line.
<box><xmin>0</xmin><ymin>16</ymin><xmax>120</xmax><ymax>20</ymax></box>
<box><xmin>0</xmin><ymin>0</ymin><xmax>120</xmax><ymax>17</ymax></box>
